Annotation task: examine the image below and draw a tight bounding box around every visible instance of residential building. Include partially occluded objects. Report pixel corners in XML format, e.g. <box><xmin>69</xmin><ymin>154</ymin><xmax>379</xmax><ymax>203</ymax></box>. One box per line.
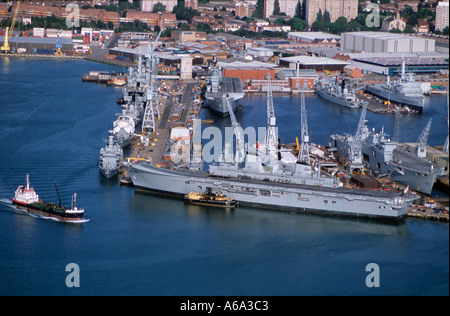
<box><xmin>140</xmin><ymin>0</ymin><xmax>178</xmax><ymax>13</ymax></box>
<box><xmin>436</xmin><ymin>1</ymin><xmax>449</xmax><ymax>32</ymax></box>
<box><xmin>235</xmin><ymin>1</ymin><xmax>256</xmax><ymax>17</ymax></box>
<box><xmin>263</xmin><ymin>0</ymin><xmax>299</xmax><ymax>18</ymax></box>
<box><xmin>305</xmin><ymin>0</ymin><xmax>358</xmax><ymax>25</ymax></box>
<box><xmin>185</xmin><ymin>0</ymin><xmax>199</xmax><ymax>10</ymax></box>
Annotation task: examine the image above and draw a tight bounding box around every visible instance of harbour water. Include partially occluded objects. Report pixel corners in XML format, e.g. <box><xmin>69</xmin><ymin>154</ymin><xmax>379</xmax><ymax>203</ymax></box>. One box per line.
<box><xmin>0</xmin><ymin>58</ymin><xmax>448</xmax><ymax>296</ymax></box>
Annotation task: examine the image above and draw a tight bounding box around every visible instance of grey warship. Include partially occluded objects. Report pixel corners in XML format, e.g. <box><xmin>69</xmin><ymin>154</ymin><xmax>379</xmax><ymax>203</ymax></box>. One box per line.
<box><xmin>204</xmin><ymin>67</ymin><xmax>244</xmax><ymax>117</ymax></box>
<box><xmin>317</xmin><ymin>77</ymin><xmax>363</xmax><ymax>109</ymax></box>
<box><xmin>329</xmin><ymin>107</ymin><xmax>443</xmax><ymax>195</ymax></box>
<box><xmin>365</xmin><ymin>61</ymin><xmax>425</xmax><ymax>113</ymax></box>
<box><xmin>125</xmin><ymin>82</ymin><xmax>418</xmax><ymax>221</ymax></box>
<box><xmin>99</xmin><ymin>132</ymin><xmax>123</xmax><ymax>179</ymax></box>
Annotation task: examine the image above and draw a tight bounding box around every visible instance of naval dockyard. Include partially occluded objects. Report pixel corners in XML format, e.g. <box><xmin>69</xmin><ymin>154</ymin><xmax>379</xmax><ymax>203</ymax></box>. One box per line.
<box><xmin>90</xmin><ymin>31</ymin><xmax>449</xmax><ymax>222</ymax></box>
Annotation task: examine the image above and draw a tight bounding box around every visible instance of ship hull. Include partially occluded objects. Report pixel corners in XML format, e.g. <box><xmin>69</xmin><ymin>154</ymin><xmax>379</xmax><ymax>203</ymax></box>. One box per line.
<box><xmin>205</xmin><ymin>97</ymin><xmax>240</xmax><ymax>117</ymax></box>
<box><xmin>126</xmin><ymin>163</ymin><xmax>415</xmax><ymax>221</ymax></box>
<box><xmin>100</xmin><ymin>167</ymin><xmax>119</xmax><ymax>179</ymax></box>
<box><xmin>205</xmin><ymin>77</ymin><xmax>244</xmax><ymax>117</ymax></box>
<box><xmin>362</xmin><ymin>148</ymin><xmax>441</xmax><ymax>195</ymax></box>
<box><xmin>12</xmin><ymin>201</ymin><xmax>84</xmax><ymax>222</ymax></box>
<box><xmin>365</xmin><ymin>85</ymin><xmax>424</xmax><ymax>113</ymax></box>
<box><xmin>317</xmin><ymin>88</ymin><xmax>360</xmax><ymax>109</ymax></box>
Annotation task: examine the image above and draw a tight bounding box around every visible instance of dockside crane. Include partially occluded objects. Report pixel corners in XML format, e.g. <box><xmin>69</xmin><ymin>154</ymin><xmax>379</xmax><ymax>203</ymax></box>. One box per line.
<box><xmin>141</xmin><ymin>30</ymin><xmax>162</xmax><ymax>134</ymax></box>
<box><xmin>265</xmin><ymin>73</ymin><xmax>277</xmax><ymax>157</ymax></box>
<box><xmin>415</xmin><ymin>118</ymin><xmax>432</xmax><ymax>159</ymax></box>
<box><xmin>348</xmin><ymin>102</ymin><xmax>367</xmax><ymax>172</ymax></box>
<box><xmin>297</xmin><ymin>91</ymin><xmax>310</xmax><ymax>165</ymax></box>
<box><xmin>1</xmin><ymin>0</ymin><xmax>20</xmax><ymax>53</ymax></box>
<box><xmin>225</xmin><ymin>97</ymin><xmax>245</xmax><ymax>166</ymax></box>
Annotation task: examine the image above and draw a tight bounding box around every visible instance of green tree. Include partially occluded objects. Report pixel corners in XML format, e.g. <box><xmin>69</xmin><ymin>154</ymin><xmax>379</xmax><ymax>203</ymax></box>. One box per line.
<box><xmin>273</xmin><ymin>0</ymin><xmax>281</xmax><ymax>15</ymax></box>
<box><xmin>152</xmin><ymin>2</ymin><xmax>166</xmax><ymax>13</ymax></box>
<box><xmin>323</xmin><ymin>10</ymin><xmax>331</xmax><ymax>22</ymax></box>
<box><xmin>295</xmin><ymin>1</ymin><xmax>302</xmax><ymax>18</ymax></box>
<box><xmin>301</xmin><ymin>0</ymin><xmax>306</xmax><ymax>20</ymax></box>
<box><xmin>403</xmin><ymin>24</ymin><xmax>415</xmax><ymax>33</ymax></box>
<box><xmin>274</xmin><ymin>18</ymin><xmax>285</xmax><ymax>25</ymax></box>
<box><xmin>288</xmin><ymin>17</ymin><xmax>307</xmax><ymax>31</ymax></box>
<box><xmin>329</xmin><ymin>16</ymin><xmax>348</xmax><ymax>34</ymax></box>
<box><xmin>317</xmin><ymin>9</ymin><xmax>323</xmax><ymax>22</ymax></box>
<box><xmin>252</xmin><ymin>0</ymin><xmax>264</xmax><ymax>19</ymax></box>
<box><xmin>197</xmin><ymin>23</ymin><xmax>212</xmax><ymax>32</ymax></box>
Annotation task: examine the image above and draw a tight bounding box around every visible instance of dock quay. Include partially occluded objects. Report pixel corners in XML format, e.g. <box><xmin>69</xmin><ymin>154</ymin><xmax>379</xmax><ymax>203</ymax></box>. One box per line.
<box><xmin>118</xmin><ymin>74</ymin><xmax>201</xmax><ymax>185</ymax></box>
<box><xmin>357</xmin><ymin>91</ymin><xmax>419</xmax><ymax>114</ymax></box>
<box><xmin>407</xmin><ymin>201</ymin><xmax>449</xmax><ymax>222</ymax></box>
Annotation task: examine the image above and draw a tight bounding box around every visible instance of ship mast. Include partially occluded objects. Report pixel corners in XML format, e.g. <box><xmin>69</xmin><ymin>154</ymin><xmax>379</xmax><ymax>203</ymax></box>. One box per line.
<box><xmin>298</xmin><ymin>91</ymin><xmax>310</xmax><ymax>165</ymax></box>
<box><xmin>348</xmin><ymin>101</ymin><xmax>367</xmax><ymax>172</ymax></box>
<box><xmin>53</xmin><ymin>181</ymin><xmax>61</xmax><ymax>207</ymax></box>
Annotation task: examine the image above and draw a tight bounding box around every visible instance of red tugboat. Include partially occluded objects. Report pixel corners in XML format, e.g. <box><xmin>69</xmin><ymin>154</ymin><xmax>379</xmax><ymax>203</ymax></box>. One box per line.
<box><xmin>13</xmin><ymin>175</ymin><xmax>86</xmax><ymax>222</ymax></box>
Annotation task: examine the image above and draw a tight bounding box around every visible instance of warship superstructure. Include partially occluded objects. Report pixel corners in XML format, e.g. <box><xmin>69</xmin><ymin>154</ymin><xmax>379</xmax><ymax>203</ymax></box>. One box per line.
<box><xmin>317</xmin><ymin>77</ymin><xmax>363</xmax><ymax>109</ymax></box>
<box><xmin>125</xmin><ymin>80</ymin><xmax>418</xmax><ymax>220</ymax></box>
<box><xmin>329</xmin><ymin>108</ymin><xmax>443</xmax><ymax>195</ymax></box>
<box><xmin>99</xmin><ymin>132</ymin><xmax>123</xmax><ymax>179</ymax></box>
<box><xmin>204</xmin><ymin>67</ymin><xmax>244</xmax><ymax>117</ymax></box>
<box><xmin>365</xmin><ymin>61</ymin><xmax>425</xmax><ymax>113</ymax></box>
<box><xmin>112</xmin><ymin>111</ymin><xmax>135</xmax><ymax>148</ymax></box>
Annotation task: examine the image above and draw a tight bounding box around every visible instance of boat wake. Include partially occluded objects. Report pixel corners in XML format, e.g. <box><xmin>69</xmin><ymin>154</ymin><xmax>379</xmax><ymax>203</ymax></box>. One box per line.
<box><xmin>0</xmin><ymin>196</ymin><xmax>90</xmax><ymax>224</ymax></box>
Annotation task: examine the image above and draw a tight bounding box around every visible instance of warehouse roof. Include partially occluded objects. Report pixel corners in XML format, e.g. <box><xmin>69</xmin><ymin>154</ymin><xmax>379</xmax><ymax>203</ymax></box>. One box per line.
<box><xmin>342</xmin><ymin>31</ymin><xmax>435</xmax><ymax>42</ymax></box>
<box><xmin>288</xmin><ymin>32</ymin><xmax>341</xmax><ymax>41</ymax></box>
<box><xmin>352</xmin><ymin>57</ymin><xmax>449</xmax><ymax>67</ymax></box>
<box><xmin>279</xmin><ymin>55</ymin><xmax>349</xmax><ymax>65</ymax></box>
<box><xmin>217</xmin><ymin>60</ymin><xmax>278</xmax><ymax>69</ymax></box>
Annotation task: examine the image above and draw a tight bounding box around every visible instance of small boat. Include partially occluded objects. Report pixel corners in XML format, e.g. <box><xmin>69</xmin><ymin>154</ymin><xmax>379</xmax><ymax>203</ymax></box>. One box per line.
<box><xmin>184</xmin><ymin>191</ymin><xmax>236</xmax><ymax>208</ymax></box>
<box><xmin>107</xmin><ymin>77</ymin><xmax>127</xmax><ymax>87</ymax></box>
<box><xmin>12</xmin><ymin>175</ymin><xmax>86</xmax><ymax>222</ymax></box>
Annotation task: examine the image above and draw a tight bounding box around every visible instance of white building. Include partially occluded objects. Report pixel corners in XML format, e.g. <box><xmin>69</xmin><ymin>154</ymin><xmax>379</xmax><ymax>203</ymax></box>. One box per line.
<box><xmin>341</xmin><ymin>32</ymin><xmax>435</xmax><ymax>53</ymax></box>
<box><xmin>436</xmin><ymin>1</ymin><xmax>449</xmax><ymax>32</ymax></box>
<box><xmin>264</xmin><ymin>0</ymin><xmax>299</xmax><ymax>18</ymax></box>
<box><xmin>140</xmin><ymin>0</ymin><xmax>178</xmax><ymax>12</ymax></box>
<box><xmin>246</xmin><ymin>47</ymin><xmax>275</xmax><ymax>58</ymax></box>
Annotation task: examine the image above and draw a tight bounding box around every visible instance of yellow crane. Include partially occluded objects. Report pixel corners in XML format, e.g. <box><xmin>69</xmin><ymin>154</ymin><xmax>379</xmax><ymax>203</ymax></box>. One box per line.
<box><xmin>1</xmin><ymin>0</ymin><xmax>21</xmax><ymax>53</ymax></box>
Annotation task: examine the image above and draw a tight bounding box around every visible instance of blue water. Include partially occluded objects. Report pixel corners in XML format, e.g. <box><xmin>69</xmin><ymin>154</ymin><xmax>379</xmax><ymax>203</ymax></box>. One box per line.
<box><xmin>0</xmin><ymin>58</ymin><xmax>448</xmax><ymax>296</ymax></box>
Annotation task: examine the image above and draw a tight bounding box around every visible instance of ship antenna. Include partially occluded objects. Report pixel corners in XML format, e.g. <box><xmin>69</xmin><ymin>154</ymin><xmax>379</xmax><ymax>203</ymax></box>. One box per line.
<box><xmin>53</xmin><ymin>181</ymin><xmax>61</xmax><ymax>207</ymax></box>
<box><xmin>26</xmin><ymin>174</ymin><xmax>30</xmax><ymax>190</ymax></box>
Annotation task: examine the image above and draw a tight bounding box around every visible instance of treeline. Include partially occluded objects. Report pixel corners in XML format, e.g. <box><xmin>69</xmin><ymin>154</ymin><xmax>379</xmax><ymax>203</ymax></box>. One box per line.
<box><xmin>0</xmin><ymin>15</ymin><xmax>115</xmax><ymax>31</ymax></box>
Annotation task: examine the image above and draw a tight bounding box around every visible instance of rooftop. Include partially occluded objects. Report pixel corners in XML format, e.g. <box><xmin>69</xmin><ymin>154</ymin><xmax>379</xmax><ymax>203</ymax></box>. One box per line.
<box><xmin>342</xmin><ymin>31</ymin><xmax>435</xmax><ymax>41</ymax></box>
<box><xmin>288</xmin><ymin>32</ymin><xmax>341</xmax><ymax>41</ymax></box>
<box><xmin>279</xmin><ymin>55</ymin><xmax>349</xmax><ymax>65</ymax></box>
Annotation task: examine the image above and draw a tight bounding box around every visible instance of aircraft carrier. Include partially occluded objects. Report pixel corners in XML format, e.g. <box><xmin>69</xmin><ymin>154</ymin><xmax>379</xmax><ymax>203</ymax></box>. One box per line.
<box><xmin>204</xmin><ymin>67</ymin><xmax>244</xmax><ymax>117</ymax></box>
<box><xmin>124</xmin><ymin>82</ymin><xmax>418</xmax><ymax>221</ymax></box>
